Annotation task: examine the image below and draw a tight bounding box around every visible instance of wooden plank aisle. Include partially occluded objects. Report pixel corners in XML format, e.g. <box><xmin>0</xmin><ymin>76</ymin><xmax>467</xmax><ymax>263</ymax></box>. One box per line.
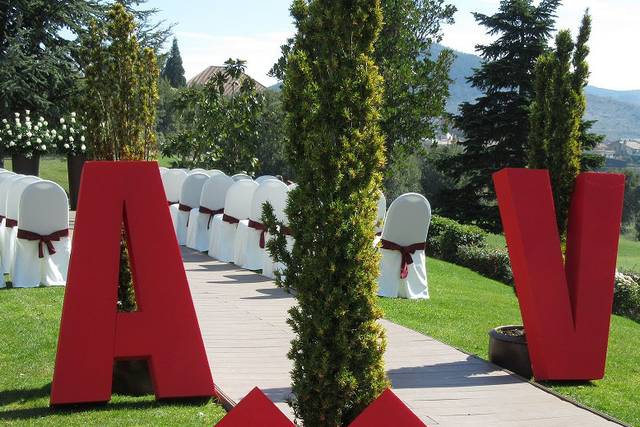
<box><xmin>183</xmin><ymin>248</ymin><xmax>620</xmax><ymax>426</ymax></box>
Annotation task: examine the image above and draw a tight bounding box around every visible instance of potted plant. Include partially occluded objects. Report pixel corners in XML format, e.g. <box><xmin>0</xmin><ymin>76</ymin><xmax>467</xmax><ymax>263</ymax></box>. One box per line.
<box><xmin>488</xmin><ymin>325</ymin><xmax>532</xmax><ymax>378</ymax></box>
<box><xmin>56</xmin><ymin>112</ymin><xmax>87</xmax><ymax>210</ymax></box>
<box><xmin>3</xmin><ymin>110</ymin><xmax>52</xmax><ymax>176</ymax></box>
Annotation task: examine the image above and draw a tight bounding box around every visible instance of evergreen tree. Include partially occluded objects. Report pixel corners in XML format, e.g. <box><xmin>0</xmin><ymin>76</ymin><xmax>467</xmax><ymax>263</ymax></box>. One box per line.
<box><xmin>374</xmin><ymin>0</ymin><xmax>456</xmax><ymax>198</ymax></box>
<box><xmin>447</xmin><ymin>0</ymin><xmax>561</xmax><ymax>231</ymax></box>
<box><xmin>528</xmin><ymin>11</ymin><xmax>594</xmax><ymax>235</ymax></box>
<box><xmin>267</xmin><ymin>0</ymin><xmax>388</xmax><ymax>424</ymax></box>
<box><xmin>161</xmin><ymin>38</ymin><xmax>186</xmax><ymax>88</ymax></box>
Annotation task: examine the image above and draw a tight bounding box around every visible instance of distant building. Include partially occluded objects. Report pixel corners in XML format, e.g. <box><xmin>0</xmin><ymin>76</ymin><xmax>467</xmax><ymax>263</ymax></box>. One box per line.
<box><xmin>187</xmin><ymin>66</ymin><xmax>267</xmax><ymax>95</ymax></box>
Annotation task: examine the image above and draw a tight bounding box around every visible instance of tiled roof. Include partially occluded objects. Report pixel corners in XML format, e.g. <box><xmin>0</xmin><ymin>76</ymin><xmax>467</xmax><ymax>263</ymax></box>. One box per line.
<box><xmin>187</xmin><ymin>66</ymin><xmax>267</xmax><ymax>95</ymax></box>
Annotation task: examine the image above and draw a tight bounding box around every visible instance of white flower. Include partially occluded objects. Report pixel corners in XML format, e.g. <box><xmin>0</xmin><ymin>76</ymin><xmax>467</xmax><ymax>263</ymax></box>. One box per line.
<box><xmin>59</xmin><ymin>117</ymin><xmax>65</xmax><ymax>124</ymax></box>
<box><xmin>25</xmin><ymin>109</ymin><xmax>30</xmax><ymax>115</ymax></box>
<box><xmin>26</xmin><ymin>141</ymin><xmax>31</xmax><ymax>147</ymax></box>
<box><xmin>62</xmin><ymin>124</ymin><xmax>67</xmax><ymax>130</ymax></box>
<box><xmin>5</xmin><ymin>124</ymin><xmax>9</xmax><ymax>130</ymax></box>
<box><xmin>39</xmin><ymin>116</ymin><xmax>44</xmax><ymax>122</ymax></box>
<box><xmin>14</xmin><ymin>112</ymin><xmax>19</xmax><ymax>118</ymax></box>
<box><xmin>80</xmin><ymin>136</ymin><xmax>85</xmax><ymax>142</ymax></box>
<box><xmin>26</xmin><ymin>122</ymin><xmax>32</xmax><ymax>130</ymax></box>
<box><xmin>43</xmin><ymin>121</ymin><xmax>48</xmax><ymax>126</ymax></box>
<box><xmin>71</xmin><ymin>117</ymin><xmax>76</xmax><ymax>123</ymax></box>
<box><xmin>63</xmin><ymin>143</ymin><xmax>70</xmax><ymax>149</ymax></box>
<box><xmin>9</xmin><ymin>141</ymin><xmax>15</xmax><ymax>147</ymax></box>
<box><xmin>7</xmin><ymin>130</ymin><xmax>12</xmax><ymax>136</ymax></box>
<box><xmin>81</xmin><ymin>125</ymin><xmax>87</xmax><ymax>131</ymax></box>
<box><xmin>1</xmin><ymin>119</ymin><xmax>6</xmax><ymax>124</ymax></box>
<box><xmin>70</xmin><ymin>127</ymin><xmax>75</xmax><ymax>134</ymax></box>
<box><xmin>80</xmin><ymin>144</ymin><xmax>86</xmax><ymax>151</ymax></box>
<box><xmin>69</xmin><ymin>136</ymin><xmax>74</xmax><ymax>142</ymax></box>
<box><xmin>36</xmin><ymin>138</ymin><xmax>42</xmax><ymax>143</ymax></box>
<box><xmin>57</xmin><ymin>135</ymin><xmax>63</xmax><ymax>141</ymax></box>
<box><xmin>40</xmin><ymin>144</ymin><xmax>46</xmax><ymax>150</ymax></box>
<box><xmin>15</xmin><ymin>122</ymin><xmax>21</xmax><ymax>128</ymax></box>
<box><xmin>26</xmin><ymin>131</ymin><xmax>32</xmax><ymax>138</ymax></box>
<box><xmin>25</xmin><ymin>116</ymin><xmax>30</xmax><ymax>122</ymax></box>
<box><xmin>51</xmin><ymin>129</ymin><xmax>57</xmax><ymax>136</ymax></box>
<box><xmin>71</xmin><ymin>112</ymin><xmax>76</xmax><ymax>117</ymax></box>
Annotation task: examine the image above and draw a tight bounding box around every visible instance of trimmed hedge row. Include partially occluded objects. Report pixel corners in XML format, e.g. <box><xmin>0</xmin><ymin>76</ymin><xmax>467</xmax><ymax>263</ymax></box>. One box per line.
<box><xmin>614</xmin><ymin>272</ymin><xmax>640</xmax><ymax>322</ymax></box>
<box><xmin>428</xmin><ymin>215</ymin><xmax>513</xmax><ymax>285</ymax></box>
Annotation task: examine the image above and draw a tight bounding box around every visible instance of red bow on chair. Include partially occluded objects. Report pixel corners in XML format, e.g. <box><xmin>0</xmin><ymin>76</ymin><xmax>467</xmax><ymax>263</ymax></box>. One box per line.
<box><xmin>380</xmin><ymin>239</ymin><xmax>426</xmax><ymax>279</ymax></box>
<box><xmin>199</xmin><ymin>207</ymin><xmax>224</xmax><ymax>229</ymax></box>
<box><xmin>17</xmin><ymin>228</ymin><xmax>70</xmax><ymax>258</ymax></box>
<box><xmin>222</xmin><ymin>214</ymin><xmax>240</xmax><ymax>224</ymax></box>
<box><xmin>248</xmin><ymin>220</ymin><xmax>267</xmax><ymax>248</ymax></box>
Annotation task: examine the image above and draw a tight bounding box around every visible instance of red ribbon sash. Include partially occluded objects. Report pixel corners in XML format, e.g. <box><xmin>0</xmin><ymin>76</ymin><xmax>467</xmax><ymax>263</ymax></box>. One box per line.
<box><xmin>17</xmin><ymin>228</ymin><xmax>69</xmax><ymax>258</ymax></box>
<box><xmin>380</xmin><ymin>239</ymin><xmax>426</xmax><ymax>279</ymax></box>
<box><xmin>178</xmin><ymin>204</ymin><xmax>193</xmax><ymax>226</ymax></box>
<box><xmin>199</xmin><ymin>207</ymin><xmax>224</xmax><ymax>229</ymax></box>
<box><xmin>5</xmin><ymin>218</ymin><xmax>17</xmax><ymax>228</ymax></box>
<box><xmin>248</xmin><ymin>220</ymin><xmax>267</xmax><ymax>248</ymax></box>
<box><xmin>222</xmin><ymin>214</ymin><xmax>240</xmax><ymax>224</ymax></box>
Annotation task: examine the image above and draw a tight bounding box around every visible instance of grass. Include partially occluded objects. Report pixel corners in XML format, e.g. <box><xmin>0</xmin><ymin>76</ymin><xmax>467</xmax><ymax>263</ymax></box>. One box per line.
<box><xmin>0</xmin><ymin>288</ymin><xmax>226</xmax><ymax>426</ymax></box>
<box><xmin>379</xmin><ymin>258</ymin><xmax>640</xmax><ymax>426</ymax></box>
<box><xmin>487</xmin><ymin>231</ymin><xmax>640</xmax><ymax>274</ymax></box>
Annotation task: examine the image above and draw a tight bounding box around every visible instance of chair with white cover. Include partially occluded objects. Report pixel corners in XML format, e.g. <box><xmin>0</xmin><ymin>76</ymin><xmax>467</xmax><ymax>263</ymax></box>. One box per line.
<box><xmin>174</xmin><ymin>172</ymin><xmax>208</xmax><ymax>246</ymax></box>
<box><xmin>231</xmin><ymin>173</ymin><xmax>252</xmax><ymax>182</ymax></box>
<box><xmin>262</xmin><ymin>185</ymin><xmax>293</xmax><ymax>279</ymax></box>
<box><xmin>4</xmin><ymin>175</ymin><xmax>40</xmax><ymax>276</ymax></box>
<box><xmin>237</xmin><ymin>179</ymin><xmax>288</xmax><ymax>269</ymax></box>
<box><xmin>207</xmin><ymin>169</ymin><xmax>224</xmax><ymax>177</ymax></box>
<box><xmin>185</xmin><ymin>173</ymin><xmax>234</xmax><ymax>251</ymax></box>
<box><xmin>12</xmin><ymin>181</ymin><xmax>70</xmax><ymax>287</ymax></box>
<box><xmin>208</xmin><ymin>179</ymin><xmax>258</xmax><ymax>262</ymax></box>
<box><xmin>255</xmin><ymin>175</ymin><xmax>278</xmax><ymax>184</ymax></box>
<box><xmin>189</xmin><ymin>168</ymin><xmax>207</xmax><ymax>174</ymax></box>
<box><xmin>374</xmin><ymin>192</ymin><xmax>387</xmax><ymax>245</ymax></box>
<box><xmin>159</xmin><ymin>166</ymin><xmax>168</xmax><ymax>176</ymax></box>
<box><xmin>163</xmin><ymin>169</ymin><xmax>188</xmax><ymax>229</ymax></box>
<box><xmin>377</xmin><ymin>193</ymin><xmax>431</xmax><ymax>299</ymax></box>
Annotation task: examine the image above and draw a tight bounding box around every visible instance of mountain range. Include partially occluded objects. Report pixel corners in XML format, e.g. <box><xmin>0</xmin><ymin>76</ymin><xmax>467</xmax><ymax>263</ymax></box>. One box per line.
<box><xmin>269</xmin><ymin>45</ymin><xmax>640</xmax><ymax>141</ymax></box>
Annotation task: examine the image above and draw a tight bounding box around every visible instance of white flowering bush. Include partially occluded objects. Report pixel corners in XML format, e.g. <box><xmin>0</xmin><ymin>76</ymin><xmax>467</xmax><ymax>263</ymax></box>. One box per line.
<box><xmin>1</xmin><ymin>110</ymin><xmax>53</xmax><ymax>158</ymax></box>
<box><xmin>56</xmin><ymin>112</ymin><xmax>87</xmax><ymax>156</ymax></box>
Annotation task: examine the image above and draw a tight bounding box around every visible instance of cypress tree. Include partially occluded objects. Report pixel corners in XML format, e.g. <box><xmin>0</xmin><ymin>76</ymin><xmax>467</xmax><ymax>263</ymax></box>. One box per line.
<box><xmin>161</xmin><ymin>38</ymin><xmax>187</xmax><ymax>88</ymax></box>
<box><xmin>276</xmin><ymin>0</ymin><xmax>389</xmax><ymax>424</ymax></box>
<box><xmin>528</xmin><ymin>11</ymin><xmax>593</xmax><ymax>236</ymax></box>
<box><xmin>448</xmin><ymin>0</ymin><xmax>561</xmax><ymax>231</ymax></box>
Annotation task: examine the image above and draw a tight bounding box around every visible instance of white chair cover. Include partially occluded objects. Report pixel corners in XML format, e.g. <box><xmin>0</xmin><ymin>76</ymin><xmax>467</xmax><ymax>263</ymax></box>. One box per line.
<box><xmin>374</xmin><ymin>191</ymin><xmax>387</xmax><ymax>245</ymax></box>
<box><xmin>231</xmin><ymin>173</ymin><xmax>252</xmax><ymax>182</ymax></box>
<box><xmin>208</xmin><ymin>180</ymin><xmax>258</xmax><ymax>262</ymax></box>
<box><xmin>0</xmin><ymin>171</ymin><xmax>15</xmax><ymax>286</ymax></box>
<box><xmin>159</xmin><ymin>166</ymin><xmax>169</xmax><ymax>176</ymax></box>
<box><xmin>162</xmin><ymin>169</ymin><xmax>188</xmax><ymax>230</ymax></box>
<box><xmin>175</xmin><ymin>172</ymin><xmax>208</xmax><ymax>246</ymax></box>
<box><xmin>12</xmin><ymin>181</ymin><xmax>70</xmax><ymax>287</ymax></box>
<box><xmin>239</xmin><ymin>180</ymin><xmax>289</xmax><ymax>270</ymax></box>
<box><xmin>377</xmin><ymin>193</ymin><xmax>431</xmax><ymax>299</ymax></box>
<box><xmin>189</xmin><ymin>168</ymin><xmax>207</xmax><ymax>174</ymax></box>
<box><xmin>262</xmin><ymin>184</ymin><xmax>293</xmax><ymax>278</ymax></box>
<box><xmin>186</xmin><ymin>173</ymin><xmax>234</xmax><ymax>251</ymax></box>
<box><xmin>4</xmin><ymin>176</ymin><xmax>40</xmax><ymax>277</ymax></box>
<box><xmin>207</xmin><ymin>169</ymin><xmax>224</xmax><ymax>176</ymax></box>
<box><xmin>255</xmin><ymin>175</ymin><xmax>278</xmax><ymax>184</ymax></box>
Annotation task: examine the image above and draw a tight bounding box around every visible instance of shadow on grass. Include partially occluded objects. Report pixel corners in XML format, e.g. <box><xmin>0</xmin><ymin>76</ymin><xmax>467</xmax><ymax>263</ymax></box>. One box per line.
<box><xmin>0</xmin><ymin>388</ymin><xmax>213</xmax><ymax>421</ymax></box>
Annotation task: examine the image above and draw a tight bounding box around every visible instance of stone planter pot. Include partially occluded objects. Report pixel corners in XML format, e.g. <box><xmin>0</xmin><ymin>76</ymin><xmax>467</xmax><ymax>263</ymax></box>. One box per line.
<box><xmin>11</xmin><ymin>152</ymin><xmax>40</xmax><ymax>176</ymax></box>
<box><xmin>488</xmin><ymin>325</ymin><xmax>532</xmax><ymax>379</ymax></box>
<box><xmin>67</xmin><ymin>154</ymin><xmax>86</xmax><ymax>211</ymax></box>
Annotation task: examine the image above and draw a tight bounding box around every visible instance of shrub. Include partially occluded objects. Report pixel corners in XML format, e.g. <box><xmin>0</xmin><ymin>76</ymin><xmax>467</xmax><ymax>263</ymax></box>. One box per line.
<box><xmin>457</xmin><ymin>245</ymin><xmax>513</xmax><ymax>285</ymax></box>
<box><xmin>429</xmin><ymin>215</ymin><xmax>487</xmax><ymax>262</ymax></box>
<box><xmin>613</xmin><ymin>272</ymin><xmax>640</xmax><ymax>322</ymax></box>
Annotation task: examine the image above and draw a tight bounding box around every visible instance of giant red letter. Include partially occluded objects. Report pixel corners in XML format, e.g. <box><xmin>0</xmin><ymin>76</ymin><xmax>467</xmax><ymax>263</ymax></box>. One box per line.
<box><xmin>493</xmin><ymin>169</ymin><xmax>624</xmax><ymax>380</ymax></box>
<box><xmin>50</xmin><ymin>162</ymin><xmax>215</xmax><ymax>405</ymax></box>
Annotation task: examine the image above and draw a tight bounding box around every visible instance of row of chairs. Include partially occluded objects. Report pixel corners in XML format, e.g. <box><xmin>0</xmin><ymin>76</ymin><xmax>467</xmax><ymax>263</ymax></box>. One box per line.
<box><xmin>0</xmin><ymin>170</ymin><xmax>70</xmax><ymax>288</ymax></box>
<box><xmin>161</xmin><ymin>167</ymin><xmax>432</xmax><ymax>299</ymax></box>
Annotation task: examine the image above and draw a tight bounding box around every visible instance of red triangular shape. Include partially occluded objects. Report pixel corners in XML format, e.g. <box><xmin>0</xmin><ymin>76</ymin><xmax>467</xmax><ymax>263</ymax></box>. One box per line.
<box><xmin>215</xmin><ymin>387</ymin><xmax>294</xmax><ymax>426</ymax></box>
<box><xmin>349</xmin><ymin>389</ymin><xmax>426</xmax><ymax>427</ymax></box>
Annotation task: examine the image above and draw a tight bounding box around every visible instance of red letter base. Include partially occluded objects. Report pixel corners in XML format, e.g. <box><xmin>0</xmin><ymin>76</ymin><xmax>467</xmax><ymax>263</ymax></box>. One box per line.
<box><xmin>493</xmin><ymin>169</ymin><xmax>624</xmax><ymax>380</ymax></box>
<box><xmin>50</xmin><ymin>161</ymin><xmax>215</xmax><ymax>405</ymax></box>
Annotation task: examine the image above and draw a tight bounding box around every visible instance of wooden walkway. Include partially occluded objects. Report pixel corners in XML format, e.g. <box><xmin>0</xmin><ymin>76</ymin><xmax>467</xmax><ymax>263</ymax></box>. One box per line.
<box><xmin>184</xmin><ymin>247</ymin><xmax>619</xmax><ymax>426</ymax></box>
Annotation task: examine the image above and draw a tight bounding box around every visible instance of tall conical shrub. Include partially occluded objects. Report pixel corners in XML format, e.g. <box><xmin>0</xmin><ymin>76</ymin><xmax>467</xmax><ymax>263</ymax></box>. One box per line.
<box><xmin>274</xmin><ymin>0</ymin><xmax>389</xmax><ymax>425</ymax></box>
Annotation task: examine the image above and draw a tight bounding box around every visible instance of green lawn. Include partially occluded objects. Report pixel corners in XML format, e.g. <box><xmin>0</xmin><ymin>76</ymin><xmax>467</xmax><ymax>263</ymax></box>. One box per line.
<box><xmin>0</xmin><ymin>288</ymin><xmax>225</xmax><ymax>426</ymax></box>
<box><xmin>487</xmin><ymin>231</ymin><xmax>640</xmax><ymax>274</ymax></box>
<box><xmin>379</xmin><ymin>258</ymin><xmax>640</xmax><ymax>426</ymax></box>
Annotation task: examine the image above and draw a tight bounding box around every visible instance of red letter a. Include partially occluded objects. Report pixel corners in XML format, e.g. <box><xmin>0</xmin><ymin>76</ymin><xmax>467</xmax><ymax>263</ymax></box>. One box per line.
<box><xmin>493</xmin><ymin>169</ymin><xmax>624</xmax><ymax>380</ymax></box>
<box><xmin>50</xmin><ymin>162</ymin><xmax>215</xmax><ymax>405</ymax></box>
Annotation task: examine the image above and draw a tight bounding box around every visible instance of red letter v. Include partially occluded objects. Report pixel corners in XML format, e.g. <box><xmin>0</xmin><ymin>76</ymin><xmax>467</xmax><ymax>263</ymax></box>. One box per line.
<box><xmin>493</xmin><ymin>169</ymin><xmax>624</xmax><ymax>380</ymax></box>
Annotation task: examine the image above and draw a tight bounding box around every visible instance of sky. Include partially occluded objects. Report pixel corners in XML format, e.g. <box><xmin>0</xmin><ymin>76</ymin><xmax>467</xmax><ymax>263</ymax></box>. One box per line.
<box><xmin>149</xmin><ymin>0</ymin><xmax>639</xmax><ymax>91</ymax></box>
